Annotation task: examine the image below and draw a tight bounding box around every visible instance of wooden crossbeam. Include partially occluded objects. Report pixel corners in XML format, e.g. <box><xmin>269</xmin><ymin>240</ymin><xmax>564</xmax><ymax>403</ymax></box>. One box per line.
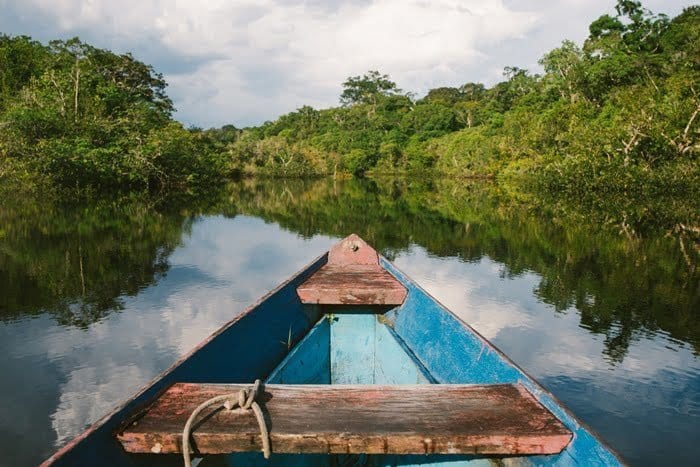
<box><xmin>117</xmin><ymin>383</ymin><xmax>572</xmax><ymax>456</ymax></box>
<box><xmin>297</xmin><ymin>265</ymin><xmax>407</xmax><ymax>305</ymax></box>
<box><xmin>296</xmin><ymin>234</ymin><xmax>407</xmax><ymax>305</ymax></box>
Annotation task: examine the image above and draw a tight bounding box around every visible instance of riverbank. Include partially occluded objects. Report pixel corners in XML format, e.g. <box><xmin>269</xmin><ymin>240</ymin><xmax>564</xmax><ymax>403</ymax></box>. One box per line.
<box><xmin>3</xmin><ymin>4</ymin><xmax>698</xmax><ymax>199</ymax></box>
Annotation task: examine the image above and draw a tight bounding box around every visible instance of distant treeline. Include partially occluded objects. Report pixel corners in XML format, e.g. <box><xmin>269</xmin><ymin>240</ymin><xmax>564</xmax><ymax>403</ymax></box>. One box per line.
<box><xmin>231</xmin><ymin>1</ymin><xmax>698</xmax><ymax>206</ymax></box>
<box><xmin>0</xmin><ymin>1</ymin><xmax>698</xmax><ymax>209</ymax></box>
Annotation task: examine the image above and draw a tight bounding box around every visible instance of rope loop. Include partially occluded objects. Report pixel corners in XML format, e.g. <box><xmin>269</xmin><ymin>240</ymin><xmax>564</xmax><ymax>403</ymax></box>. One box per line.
<box><xmin>182</xmin><ymin>379</ymin><xmax>270</xmax><ymax>467</ymax></box>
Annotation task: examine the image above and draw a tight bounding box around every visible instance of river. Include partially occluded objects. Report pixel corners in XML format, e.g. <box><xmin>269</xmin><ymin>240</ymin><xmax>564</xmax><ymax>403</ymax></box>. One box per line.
<box><xmin>0</xmin><ymin>177</ymin><xmax>697</xmax><ymax>466</ymax></box>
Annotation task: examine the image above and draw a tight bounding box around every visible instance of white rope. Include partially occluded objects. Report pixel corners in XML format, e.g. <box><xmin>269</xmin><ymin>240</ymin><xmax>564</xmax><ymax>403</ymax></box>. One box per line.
<box><xmin>182</xmin><ymin>379</ymin><xmax>270</xmax><ymax>467</ymax></box>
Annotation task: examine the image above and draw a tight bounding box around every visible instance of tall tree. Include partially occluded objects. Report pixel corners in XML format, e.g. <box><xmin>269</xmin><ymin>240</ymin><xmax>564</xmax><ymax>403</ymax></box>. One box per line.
<box><xmin>340</xmin><ymin>70</ymin><xmax>402</xmax><ymax>106</ymax></box>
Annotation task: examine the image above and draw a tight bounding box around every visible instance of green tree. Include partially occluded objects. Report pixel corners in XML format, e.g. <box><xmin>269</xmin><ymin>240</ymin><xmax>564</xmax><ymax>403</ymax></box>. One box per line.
<box><xmin>401</xmin><ymin>102</ymin><xmax>461</xmax><ymax>141</ymax></box>
<box><xmin>539</xmin><ymin>40</ymin><xmax>585</xmax><ymax>103</ymax></box>
<box><xmin>0</xmin><ymin>35</ymin><xmax>223</xmax><ymax>190</ymax></box>
<box><xmin>449</xmin><ymin>83</ymin><xmax>486</xmax><ymax>128</ymax></box>
<box><xmin>423</xmin><ymin>87</ymin><xmax>462</xmax><ymax>106</ymax></box>
<box><xmin>340</xmin><ymin>70</ymin><xmax>403</xmax><ymax>106</ymax></box>
<box><xmin>0</xmin><ymin>35</ymin><xmax>49</xmax><ymax>108</ymax></box>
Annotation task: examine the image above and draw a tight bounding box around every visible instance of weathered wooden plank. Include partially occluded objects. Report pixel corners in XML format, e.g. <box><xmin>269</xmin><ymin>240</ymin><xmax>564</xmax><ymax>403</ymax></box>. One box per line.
<box><xmin>330</xmin><ymin>313</ymin><xmax>376</xmax><ymax>384</ymax></box>
<box><xmin>297</xmin><ymin>234</ymin><xmax>407</xmax><ymax>305</ymax></box>
<box><xmin>117</xmin><ymin>384</ymin><xmax>572</xmax><ymax>456</ymax></box>
<box><xmin>329</xmin><ymin>313</ymin><xmax>431</xmax><ymax>384</ymax></box>
<box><xmin>297</xmin><ymin>266</ymin><xmax>407</xmax><ymax>305</ymax></box>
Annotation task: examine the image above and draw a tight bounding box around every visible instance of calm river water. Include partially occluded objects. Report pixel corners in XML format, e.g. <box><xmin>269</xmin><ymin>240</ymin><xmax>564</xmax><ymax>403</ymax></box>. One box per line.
<box><xmin>0</xmin><ymin>178</ymin><xmax>698</xmax><ymax>466</ymax></box>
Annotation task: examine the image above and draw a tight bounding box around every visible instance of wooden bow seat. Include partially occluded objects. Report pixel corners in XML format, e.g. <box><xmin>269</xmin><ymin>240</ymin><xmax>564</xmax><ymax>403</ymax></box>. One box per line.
<box><xmin>117</xmin><ymin>383</ymin><xmax>572</xmax><ymax>456</ymax></box>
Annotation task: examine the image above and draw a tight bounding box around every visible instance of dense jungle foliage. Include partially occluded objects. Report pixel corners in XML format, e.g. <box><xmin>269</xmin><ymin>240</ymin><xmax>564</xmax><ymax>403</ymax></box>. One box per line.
<box><xmin>230</xmin><ymin>2</ymin><xmax>698</xmax><ymax>187</ymax></box>
<box><xmin>0</xmin><ymin>1</ymin><xmax>697</xmax><ymax>230</ymax></box>
<box><xmin>0</xmin><ymin>37</ymin><xmax>230</xmax><ymax>189</ymax></box>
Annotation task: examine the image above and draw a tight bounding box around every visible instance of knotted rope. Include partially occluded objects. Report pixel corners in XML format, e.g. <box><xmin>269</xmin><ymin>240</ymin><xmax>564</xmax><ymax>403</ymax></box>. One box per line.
<box><xmin>182</xmin><ymin>379</ymin><xmax>270</xmax><ymax>467</ymax></box>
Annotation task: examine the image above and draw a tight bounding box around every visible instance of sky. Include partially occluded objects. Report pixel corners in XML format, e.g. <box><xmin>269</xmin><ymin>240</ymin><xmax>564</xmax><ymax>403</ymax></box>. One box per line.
<box><xmin>0</xmin><ymin>0</ymin><xmax>692</xmax><ymax>127</ymax></box>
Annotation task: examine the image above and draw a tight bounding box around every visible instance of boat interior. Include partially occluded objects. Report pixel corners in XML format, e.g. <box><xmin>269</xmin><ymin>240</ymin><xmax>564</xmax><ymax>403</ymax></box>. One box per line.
<box><xmin>43</xmin><ymin>235</ymin><xmax>619</xmax><ymax>467</ymax></box>
<box><xmin>267</xmin><ymin>308</ymin><xmax>434</xmax><ymax>386</ymax></box>
<box><xmin>125</xmin><ymin>305</ymin><xmax>538</xmax><ymax>467</ymax></box>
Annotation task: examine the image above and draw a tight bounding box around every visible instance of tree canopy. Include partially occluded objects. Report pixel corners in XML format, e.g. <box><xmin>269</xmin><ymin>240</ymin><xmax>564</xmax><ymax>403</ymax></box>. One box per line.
<box><xmin>0</xmin><ymin>1</ymin><xmax>697</xmax><ymax>236</ymax></box>
<box><xmin>222</xmin><ymin>1</ymin><xmax>697</xmax><ymax>226</ymax></box>
<box><xmin>340</xmin><ymin>70</ymin><xmax>402</xmax><ymax>106</ymax></box>
<box><xmin>0</xmin><ymin>35</ymin><xmax>229</xmax><ymax>190</ymax></box>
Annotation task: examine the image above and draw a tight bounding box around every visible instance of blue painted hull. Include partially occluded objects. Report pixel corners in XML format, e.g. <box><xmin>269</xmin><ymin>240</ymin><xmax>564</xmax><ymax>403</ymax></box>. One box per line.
<box><xmin>43</xmin><ymin>249</ymin><xmax>623</xmax><ymax>466</ymax></box>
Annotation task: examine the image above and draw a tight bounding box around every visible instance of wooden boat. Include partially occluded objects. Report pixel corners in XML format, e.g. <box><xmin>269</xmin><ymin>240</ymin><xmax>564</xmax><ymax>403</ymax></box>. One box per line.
<box><xmin>43</xmin><ymin>234</ymin><xmax>623</xmax><ymax>466</ymax></box>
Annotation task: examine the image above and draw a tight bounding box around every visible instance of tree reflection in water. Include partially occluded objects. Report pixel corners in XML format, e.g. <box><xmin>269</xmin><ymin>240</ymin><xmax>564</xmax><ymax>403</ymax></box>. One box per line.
<box><xmin>0</xmin><ymin>177</ymin><xmax>697</xmax><ymax>362</ymax></box>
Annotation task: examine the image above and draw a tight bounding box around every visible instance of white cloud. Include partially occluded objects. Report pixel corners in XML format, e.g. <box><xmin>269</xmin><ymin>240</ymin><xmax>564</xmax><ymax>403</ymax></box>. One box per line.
<box><xmin>0</xmin><ymin>0</ymin><xmax>691</xmax><ymax>125</ymax></box>
<box><xmin>162</xmin><ymin>0</ymin><xmax>539</xmax><ymax>126</ymax></box>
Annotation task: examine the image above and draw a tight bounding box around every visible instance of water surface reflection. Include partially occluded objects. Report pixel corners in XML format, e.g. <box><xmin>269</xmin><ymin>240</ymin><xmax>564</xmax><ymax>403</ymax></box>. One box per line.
<box><xmin>0</xmin><ymin>178</ymin><xmax>697</xmax><ymax>466</ymax></box>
